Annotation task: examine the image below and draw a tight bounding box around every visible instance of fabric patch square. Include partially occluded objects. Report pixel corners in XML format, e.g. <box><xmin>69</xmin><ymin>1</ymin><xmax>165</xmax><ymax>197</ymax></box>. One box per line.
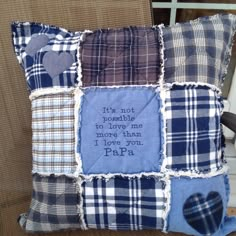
<box><xmin>32</xmin><ymin>92</ymin><xmax>76</xmax><ymax>175</ymax></box>
<box><xmin>12</xmin><ymin>22</ymin><xmax>81</xmax><ymax>91</ymax></box>
<box><xmin>82</xmin><ymin>176</ymin><xmax>166</xmax><ymax>230</ymax></box>
<box><xmin>163</xmin><ymin>14</ymin><xmax>236</xmax><ymax>87</ymax></box>
<box><xmin>165</xmin><ymin>85</ymin><xmax>224</xmax><ymax>172</ymax></box>
<box><xmin>18</xmin><ymin>174</ymin><xmax>80</xmax><ymax>232</ymax></box>
<box><xmin>168</xmin><ymin>175</ymin><xmax>227</xmax><ymax>236</ymax></box>
<box><xmin>78</xmin><ymin>87</ymin><xmax>162</xmax><ymax>174</ymax></box>
<box><xmin>81</xmin><ymin>26</ymin><xmax>162</xmax><ymax>86</ymax></box>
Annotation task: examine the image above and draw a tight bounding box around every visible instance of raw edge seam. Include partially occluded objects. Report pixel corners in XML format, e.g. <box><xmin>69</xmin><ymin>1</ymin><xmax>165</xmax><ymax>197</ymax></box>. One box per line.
<box><xmin>76</xmin><ymin>177</ymin><xmax>87</xmax><ymax>230</ymax></box>
<box><xmin>162</xmin><ymin>175</ymin><xmax>171</xmax><ymax>233</ymax></box>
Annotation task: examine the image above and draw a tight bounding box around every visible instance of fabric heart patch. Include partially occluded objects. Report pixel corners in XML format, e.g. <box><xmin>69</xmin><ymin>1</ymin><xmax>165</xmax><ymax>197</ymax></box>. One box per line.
<box><xmin>43</xmin><ymin>51</ymin><xmax>74</xmax><ymax>78</ymax></box>
<box><xmin>25</xmin><ymin>34</ymin><xmax>49</xmax><ymax>57</ymax></box>
<box><xmin>183</xmin><ymin>191</ymin><xmax>223</xmax><ymax>235</ymax></box>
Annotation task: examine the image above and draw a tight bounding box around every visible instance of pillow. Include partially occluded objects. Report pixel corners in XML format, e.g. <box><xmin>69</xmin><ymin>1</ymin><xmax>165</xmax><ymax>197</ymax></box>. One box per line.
<box><xmin>11</xmin><ymin>14</ymin><xmax>236</xmax><ymax>235</ymax></box>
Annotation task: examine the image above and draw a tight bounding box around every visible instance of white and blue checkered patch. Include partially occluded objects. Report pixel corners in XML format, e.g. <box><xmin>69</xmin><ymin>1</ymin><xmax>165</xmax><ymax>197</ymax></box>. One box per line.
<box><xmin>31</xmin><ymin>92</ymin><xmax>76</xmax><ymax>175</ymax></box>
<box><xmin>165</xmin><ymin>84</ymin><xmax>224</xmax><ymax>172</ymax></box>
<box><xmin>82</xmin><ymin>176</ymin><xmax>166</xmax><ymax>230</ymax></box>
<box><xmin>163</xmin><ymin>14</ymin><xmax>236</xmax><ymax>87</ymax></box>
<box><xmin>18</xmin><ymin>174</ymin><xmax>80</xmax><ymax>232</ymax></box>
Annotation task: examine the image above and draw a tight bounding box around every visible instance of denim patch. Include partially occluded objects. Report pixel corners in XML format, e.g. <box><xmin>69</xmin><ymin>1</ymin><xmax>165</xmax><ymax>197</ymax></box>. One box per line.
<box><xmin>78</xmin><ymin>87</ymin><xmax>162</xmax><ymax>174</ymax></box>
<box><xmin>168</xmin><ymin>175</ymin><xmax>227</xmax><ymax>236</ymax></box>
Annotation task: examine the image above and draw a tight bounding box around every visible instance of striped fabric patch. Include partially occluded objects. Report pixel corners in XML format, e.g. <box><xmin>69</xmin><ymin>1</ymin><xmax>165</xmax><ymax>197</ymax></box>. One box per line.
<box><xmin>31</xmin><ymin>92</ymin><xmax>76</xmax><ymax>174</ymax></box>
<box><xmin>165</xmin><ymin>84</ymin><xmax>224</xmax><ymax>172</ymax></box>
<box><xmin>82</xmin><ymin>176</ymin><xmax>166</xmax><ymax>230</ymax></box>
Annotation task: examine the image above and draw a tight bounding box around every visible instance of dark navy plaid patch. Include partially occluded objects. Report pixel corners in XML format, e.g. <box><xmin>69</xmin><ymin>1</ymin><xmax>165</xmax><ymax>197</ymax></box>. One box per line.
<box><xmin>163</xmin><ymin>14</ymin><xmax>236</xmax><ymax>87</ymax></box>
<box><xmin>183</xmin><ymin>191</ymin><xmax>223</xmax><ymax>235</ymax></box>
<box><xmin>12</xmin><ymin>22</ymin><xmax>81</xmax><ymax>91</ymax></box>
<box><xmin>82</xmin><ymin>176</ymin><xmax>166</xmax><ymax>230</ymax></box>
<box><xmin>18</xmin><ymin>174</ymin><xmax>80</xmax><ymax>232</ymax></box>
<box><xmin>81</xmin><ymin>26</ymin><xmax>162</xmax><ymax>86</ymax></box>
<box><xmin>165</xmin><ymin>85</ymin><xmax>224</xmax><ymax>172</ymax></box>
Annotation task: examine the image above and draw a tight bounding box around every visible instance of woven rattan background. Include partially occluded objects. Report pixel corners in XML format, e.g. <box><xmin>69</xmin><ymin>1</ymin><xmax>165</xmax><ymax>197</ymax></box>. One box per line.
<box><xmin>0</xmin><ymin>1</ymin><xmax>235</xmax><ymax>236</ymax></box>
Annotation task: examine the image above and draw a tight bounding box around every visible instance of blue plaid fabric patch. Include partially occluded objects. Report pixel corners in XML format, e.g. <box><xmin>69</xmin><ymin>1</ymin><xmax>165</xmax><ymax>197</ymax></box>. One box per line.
<box><xmin>12</xmin><ymin>22</ymin><xmax>81</xmax><ymax>91</ymax></box>
<box><xmin>18</xmin><ymin>174</ymin><xmax>80</xmax><ymax>232</ymax></box>
<box><xmin>81</xmin><ymin>26</ymin><xmax>162</xmax><ymax>86</ymax></box>
<box><xmin>165</xmin><ymin>85</ymin><xmax>224</xmax><ymax>172</ymax></box>
<box><xmin>82</xmin><ymin>176</ymin><xmax>166</xmax><ymax>230</ymax></box>
<box><xmin>163</xmin><ymin>14</ymin><xmax>236</xmax><ymax>87</ymax></box>
<box><xmin>183</xmin><ymin>191</ymin><xmax>223</xmax><ymax>236</ymax></box>
<box><xmin>31</xmin><ymin>92</ymin><xmax>76</xmax><ymax>175</ymax></box>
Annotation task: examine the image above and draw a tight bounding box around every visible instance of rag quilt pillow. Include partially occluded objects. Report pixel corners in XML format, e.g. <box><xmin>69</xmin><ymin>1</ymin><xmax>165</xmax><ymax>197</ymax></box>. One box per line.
<box><xmin>11</xmin><ymin>14</ymin><xmax>236</xmax><ymax>235</ymax></box>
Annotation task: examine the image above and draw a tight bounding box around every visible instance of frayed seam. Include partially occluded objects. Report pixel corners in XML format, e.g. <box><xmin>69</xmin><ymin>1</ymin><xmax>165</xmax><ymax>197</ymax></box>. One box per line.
<box><xmin>76</xmin><ymin>177</ymin><xmax>87</xmax><ymax>230</ymax></box>
<box><xmin>76</xmin><ymin>30</ymin><xmax>93</xmax><ymax>87</ymax></box>
<box><xmin>80</xmin><ymin>172</ymin><xmax>164</xmax><ymax>182</ymax></box>
<box><xmin>31</xmin><ymin>170</ymin><xmax>77</xmax><ymax>178</ymax></box>
<box><xmin>220</xmin><ymin>18</ymin><xmax>236</xmax><ymax>86</ymax></box>
<box><xmin>29</xmin><ymin>87</ymin><xmax>75</xmax><ymax>100</ymax></box>
<box><xmin>157</xmin><ymin>24</ymin><xmax>165</xmax><ymax>88</ymax></box>
<box><xmin>162</xmin><ymin>175</ymin><xmax>171</xmax><ymax>233</ymax></box>
<box><xmin>162</xmin><ymin>165</ymin><xmax>229</xmax><ymax>179</ymax></box>
<box><xmin>74</xmin><ymin>87</ymin><xmax>84</xmax><ymax>176</ymax></box>
<box><xmin>159</xmin><ymin>84</ymin><xmax>167</xmax><ymax>173</ymax></box>
<box><xmin>81</xmin><ymin>84</ymin><xmax>160</xmax><ymax>89</ymax></box>
<box><xmin>164</xmin><ymin>81</ymin><xmax>222</xmax><ymax>94</ymax></box>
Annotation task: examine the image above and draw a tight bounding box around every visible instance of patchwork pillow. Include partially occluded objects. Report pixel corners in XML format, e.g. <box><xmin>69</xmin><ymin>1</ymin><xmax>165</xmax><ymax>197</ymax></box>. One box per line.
<box><xmin>11</xmin><ymin>14</ymin><xmax>236</xmax><ymax>235</ymax></box>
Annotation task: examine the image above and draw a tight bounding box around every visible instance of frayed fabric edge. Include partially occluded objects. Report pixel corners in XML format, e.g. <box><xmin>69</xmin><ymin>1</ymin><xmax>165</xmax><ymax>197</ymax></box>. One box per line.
<box><xmin>76</xmin><ymin>30</ymin><xmax>93</xmax><ymax>87</ymax></box>
<box><xmin>80</xmin><ymin>172</ymin><xmax>164</xmax><ymax>181</ymax></box>
<box><xmin>31</xmin><ymin>170</ymin><xmax>77</xmax><ymax>178</ymax></box>
<box><xmin>162</xmin><ymin>165</ymin><xmax>229</xmax><ymax>179</ymax></box>
<box><xmin>82</xmin><ymin>84</ymin><xmax>160</xmax><ymax>89</ymax></box>
<box><xmin>164</xmin><ymin>81</ymin><xmax>222</xmax><ymax>94</ymax></box>
<box><xmin>29</xmin><ymin>87</ymin><xmax>75</xmax><ymax>100</ymax></box>
<box><xmin>160</xmin><ymin>86</ymin><xmax>168</xmax><ymax>174</ymax></box>
<box><xmin>220</xmin><ymin>16</ymin><xmax>236</xmax><ymax>86</ymax></box>
<box><xmin>162</xmin><ymin>175</ymin><xmax>171</xmax><ymax>233</ymax></box>
<box><xmin>76</xmin><ymin>177</ymin><xmax>87</xmax><ymax>230</ymax></box>
<box><xmin>74</xmin><ymin>87</ymin><xmax>84</xmax><ymax>177</ymax></box>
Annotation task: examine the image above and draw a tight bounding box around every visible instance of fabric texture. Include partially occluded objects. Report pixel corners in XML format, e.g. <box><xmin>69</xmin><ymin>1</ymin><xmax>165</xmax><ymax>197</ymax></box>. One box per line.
<box><xmin>81</xmin><ymin>26</ymin><xmax>162</xmax><ymax>86</ymax></box>
<box><xmin>31</xmin><ymin>92</ymin><xmax>76</xmax><ymax>175</ymax></box>
<box><xmin>12</xmin><ymin>22</ymin><xmax>81</xmax><ymax>91</ymax></box>
<box><xmin>82</xmin><ymin>176</ymin><xmax>166</xmax><ymax>230</ymax></box>
<box><xmin>19</xmin><ymin>174</ymin><xmax>80</xmax><ymax>232</ymax></box>
<box><xmin>183</xmin><ymin>191</ymin><xmax>223</xmax><ymax>235</ymax></box>
<box><xmin>167</xmin><ymin>175</ymin><xmax>231</xmax><ymax>236</ymax></box>
<box><xmin>165</xmin><ymin>84</ymin><xmax>224</xmax><ymax>173</ymax></box>
<box><xmin>78</xmin><ymin>86</ymin><xmax>162</xmax><ymax>174</ymax></box>
<box><xmin>10</xmin><ymin>14</ymin><xmax>236</xmax><ymax>235</ymax></box>
<box><xmin>163</xmin><ymin>14</ymin><xmax>236</xmax><ymax>87</ymax></box>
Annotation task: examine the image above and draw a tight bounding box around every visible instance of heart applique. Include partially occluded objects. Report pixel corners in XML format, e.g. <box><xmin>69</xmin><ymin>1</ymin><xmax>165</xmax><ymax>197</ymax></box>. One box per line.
<box><xmin>183</xmin><ymin>191</ymin><xmax>223</xmax><ymax>235</ymax></box>
<box><xmin>25</xmin><ymin>35</ymin><xmax>49</xmax><ymax>57</ymax></box>
<box><xmin>43</xmin><ymin>51</ymin><xmax>74</xmax><ymax>78</ymax></box>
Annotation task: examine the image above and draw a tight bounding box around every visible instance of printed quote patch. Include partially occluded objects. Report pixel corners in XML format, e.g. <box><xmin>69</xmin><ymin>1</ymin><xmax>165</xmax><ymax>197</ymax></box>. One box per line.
<box><xmin>78</xmin><ymin>87</ymin><xmax>162</xmax><ymax>174</ymax></box>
